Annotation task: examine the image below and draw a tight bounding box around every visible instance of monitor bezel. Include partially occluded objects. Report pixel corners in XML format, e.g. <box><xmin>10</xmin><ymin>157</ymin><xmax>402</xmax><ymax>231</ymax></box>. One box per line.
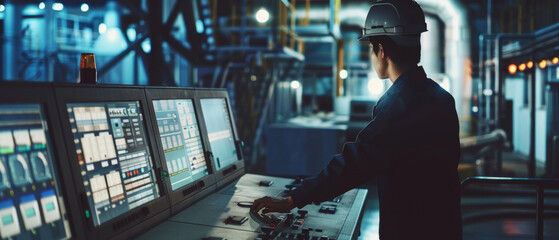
<box><xmin>195</xmin><ymin>89</ymin><xmax>245</xmax><ymax>189</ymax></box>
<box><xmin>53</xmin><ymin>84</ymin><xmax>170</xmax><ymax>239</ymax></box>
<box><xmin>0</xmin><ymin>82</ymin><xmax>83</xmax><ymax>239</ymax></box>
<box><xmin>144</xmin><ymin>87</ymin><xmax>217</xmax><ymax>214</ymax></box>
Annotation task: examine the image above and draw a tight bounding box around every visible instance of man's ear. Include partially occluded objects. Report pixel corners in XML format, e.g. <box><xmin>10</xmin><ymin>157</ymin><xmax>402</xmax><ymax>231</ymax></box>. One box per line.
<box><xmin>378</xmin><ymin>44</ymin><xmax>384</xmax><ymax>59</ymax></box>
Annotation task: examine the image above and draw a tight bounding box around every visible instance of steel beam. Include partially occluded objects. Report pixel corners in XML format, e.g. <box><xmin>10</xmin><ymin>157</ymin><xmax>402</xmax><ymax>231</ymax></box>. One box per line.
<box><xmin>98</xmin><ymin>33</ymin><xmax>150</xmax><ymax>78</ymax></box>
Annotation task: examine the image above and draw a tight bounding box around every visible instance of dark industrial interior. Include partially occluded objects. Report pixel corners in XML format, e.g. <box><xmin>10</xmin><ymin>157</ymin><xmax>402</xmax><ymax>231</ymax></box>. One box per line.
<box><xmin>1</xmin><ymin>0</ymin><xmax>559</xmax><ymax>239</ymax></box>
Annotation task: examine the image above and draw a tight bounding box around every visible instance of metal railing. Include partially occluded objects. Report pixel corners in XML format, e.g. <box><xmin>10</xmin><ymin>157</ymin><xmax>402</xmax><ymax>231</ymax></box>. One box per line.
<box><xmin>461</xmin><ymin>176</ymin><xmax>559</xmax><ymax>240</ymax></box>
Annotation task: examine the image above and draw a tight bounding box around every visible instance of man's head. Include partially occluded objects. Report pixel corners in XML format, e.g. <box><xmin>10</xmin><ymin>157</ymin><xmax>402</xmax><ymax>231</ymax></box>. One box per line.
<box><xmin>359</xmin><ymin>0</ymin><xmax>427</xmax><ymax>77</ymax></box>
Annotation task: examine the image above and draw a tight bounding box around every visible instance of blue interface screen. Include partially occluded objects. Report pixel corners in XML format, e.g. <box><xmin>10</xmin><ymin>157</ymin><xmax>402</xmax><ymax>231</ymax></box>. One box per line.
<box><xmin>200</xmin><ymin>98</ymin><xmax>238</xmax><ymax>170</ymax></box>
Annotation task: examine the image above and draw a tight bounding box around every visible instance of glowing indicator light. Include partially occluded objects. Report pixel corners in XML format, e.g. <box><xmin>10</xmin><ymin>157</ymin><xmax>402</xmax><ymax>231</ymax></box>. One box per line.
<box><xmin>52</xmin><ymin>3</ymin><xmax>63</xmax><ymax>11</ymax></box>
<box><xmin>552</xmin><ymin>57</ymin><xmax>558</xmax><ymax>64</ymax></box>
<box><xmin>518</xmin><ymin>63</ymin><xmax>526</xmax><ymax>72</ymax></box>
<box><xmin>39</xmin><ymin>2</ymin><xmax>45</xmax><ymax>9</ymax></box>
<box><xmin>339</xmin><ymin>69</ymin><xmax>348</xmax><ymax>79</ymax></box>
<box><xmin>527</xmin><ymin>61</ymin><xmax>533</xmax><ymax>69</ymax></box>
<box><xmin>368</xmin><ymin>79</ymin><xmax>384</xmax><ymax>96</ymax></box>
<box><xmin>81</xmin><ymin>3</ymin><xmax>89</xmax><ymax>12</ymax></box>
<box><xmin>508</xmin><ymin>64</ymin><xmax>517</xmax><ymax>74</ymax></box>
<box><xmin>538</xmin><ymin>60</ymin><xmax>547</xmax><ymax>69</ymax></box>
<box><xmin>98</xmin><ymin>23</ymin><xmax>107</xmax><ymax>34</ymax></box>
<box><xmin>0</xmin><ymin>5</ymin><xmax>5</xmax><ymax>12</ymax></box>
<box><xmin>256</xmin><ymin>8</ymin><xmax>270</xmax><ymax>23</ymax></box>
<box><xmin>291</xmin><ymin>80</ymin><xmax>300</xmax><ymax>89</ymax></box>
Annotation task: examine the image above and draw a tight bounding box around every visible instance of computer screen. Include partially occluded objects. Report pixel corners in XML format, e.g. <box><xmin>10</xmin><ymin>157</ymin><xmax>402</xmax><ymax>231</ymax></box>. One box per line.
<box><xmin>0</xmin><ymin>104</ymin><xmax>70</xmax><ymax>239</ymax></box>
<box><xmin>66</xmin><ymin>101</ymin><xmax>159</xmax><ymax>227</ymax></box>
<box><xmin>152</xmin><ymin>99</ymin><xmax>208</xmax><ymax>191</ymax></box>
<box><xmin>200</xmin><ymin>98</ymin><xmax>238</xmax><ymax>170</ymax></box>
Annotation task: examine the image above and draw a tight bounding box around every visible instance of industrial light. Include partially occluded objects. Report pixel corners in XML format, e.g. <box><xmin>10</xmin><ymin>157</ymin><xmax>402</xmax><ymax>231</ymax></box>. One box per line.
<box><xmin>81</xmin><ymin>3</ymin><xmax>89</xmax><ymax>12</ymax></box>
<box><xmin>39</xmin><ymin>2</ymin><xmax>45</xmax><ymax>9</ymax></box>
<box><xmin>368</xmin><ymin>79</ymin><xmax>384</xmax><ymax>96</ymax></box>
<box><xmin>141</xmin><ymin>39</ymin><xmax>151</xmax><ymax>53</ymax></box>
<box><xmin>508</xmin><ymin>64</ymin><xmax>517</xmax><ymax>74</ymax></box>
<box><xmin>538</xmin><ymin>60</ymin><xmax>547</xmax><ymax>69</ymax></box>
<box><xmin>255</xmin><ymin>8</ymin><xmax>270</xmax><ymax>23</ymax></box>
<box><xmin>527</xmin><ymin>61</ymin><xmax>533</xmax><ymax>69</ymax></box>
<box><xmin>339</xmin><ymin>69</ymin><xmax>348</xmax><ymax>79</ymax></box>
<box><xmin>291</xmin><ymin>80</ymin><xmax>301</xmax><ymax>89</ymax></box>
<box><xmin>472</xmin><ymin>106</ymin><xmax>479</xmax><ymax>113</ymax></box>
<box><xmin>553</xmin><ymin>57</ymin><xmax>559</xmax><ymax>64</ymax></box>
<box><xmin>195</xmin><ymin>19</ymin><xmax>204</xmax><ymax>33</ymax></box>
<box><xmin>107</xmin><ymin>28</ymin><xmax>119</xmax><ymax>41</ymax></box>
<box><xmin>126</xmin><ymin>28</ymin><xmax>136</xmax><ymax>41</ymax></box>
<box><xmin>483</xmin><ymin>89</ymin><xmax>493</xmax><ymax>96</ymax></box>
<box><xmin>98</xmin><ymin>23</ymin><xmax>107</xmax><ymax>34</ymax></box>
<box><xmin>52</xmin><ymin>3</ymin><xmax>63</xmax><ymax>11</ymax></box>
<box><xmin>518</xmin><ymin>63</ymin><xmax>526</xmax><ymax>72</ymax></box>
<box><xmin>0</xmin><ymin>5</ymin><xmax>5</xmax><ymax>12</ymax></box>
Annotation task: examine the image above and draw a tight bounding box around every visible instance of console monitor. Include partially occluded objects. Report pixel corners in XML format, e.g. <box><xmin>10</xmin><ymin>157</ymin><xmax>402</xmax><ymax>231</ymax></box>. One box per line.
<box><xmin>144</xmin><ymin>88</ymin><xmax>216</xmax><ymax>213</ymax></box>
<box><xmin>55</xmin><ymin>86</ymin><xmax>169</xmax><ymax>239</ymax></box>
<box><xmin>66</xmin><ymin>101</ymin><xmax>159</xmax><ymax>226</ymax></box>
<box><xmin>200</xmin><ymin>98</ymin><xmax>239</xmax><ymax>171</ymax></box>
<box><xmin>0</xmin><ymin>94</ymin><xmax>72</xmax><ymax>239</ymax></box>
<box><xmin>152</xmin><ymin>99</ymin><xmax>209</xmax><ymax>190</ymax></box>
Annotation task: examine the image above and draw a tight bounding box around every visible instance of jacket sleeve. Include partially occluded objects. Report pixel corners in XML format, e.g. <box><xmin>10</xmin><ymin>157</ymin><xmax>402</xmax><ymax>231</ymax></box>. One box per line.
<box><xmin>289</xmin><ymin>96</ymin><xmax>404</xmax><ymax>208</ymax></box>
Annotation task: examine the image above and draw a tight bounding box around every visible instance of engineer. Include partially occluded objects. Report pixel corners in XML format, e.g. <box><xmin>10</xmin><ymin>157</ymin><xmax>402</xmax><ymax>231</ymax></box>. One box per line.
<box><xmin>251</xmin><ymin>0</ymin><xmax>463</xmax><ymax>239</ymax></box>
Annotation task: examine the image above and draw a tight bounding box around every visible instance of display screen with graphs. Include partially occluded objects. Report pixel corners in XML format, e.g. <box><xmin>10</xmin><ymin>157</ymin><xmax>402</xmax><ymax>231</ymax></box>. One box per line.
<box><xmin>66</xmin><ymin>101</ymin><xmax>159</xmax><ymax>226</ymax></box>
<box><xmin>0</xmin><ymin>104</ymin><xmax>70</xmax><ymax>239</ymax></box>
<box><xmin>152</xmin><ymin>99</ymin><xmax>208</xmax><ymax>191</ymax></box>
<box><xmin>200</xmin><ymin>98</ymin><xmax>238</xmax><ymax>171</ymax></box>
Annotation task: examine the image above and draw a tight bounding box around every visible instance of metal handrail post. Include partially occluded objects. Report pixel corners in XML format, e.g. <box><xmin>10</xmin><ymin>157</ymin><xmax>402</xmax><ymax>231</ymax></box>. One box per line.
<box><xmin>462</xmin><ymin>176</ymin><xmax>559</xmax><ymax>239</ymax></box>
<box><xmin>536</xmin><ymin>185</ymin><xmax>543</xmax><ymax>240</ymax></box>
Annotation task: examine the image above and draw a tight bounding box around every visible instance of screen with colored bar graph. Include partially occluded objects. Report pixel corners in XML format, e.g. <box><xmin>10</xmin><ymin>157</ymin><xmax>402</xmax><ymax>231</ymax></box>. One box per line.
<box><xmin>66</xmin><ymin>101</ymin><xmax>160</xmax><ymax>226</ymax></box>
<box><xmin>0</xmin><ymin>104</ymin><xmax>70</xmax><ymax>239</ymax></box>
<box><xmin>152</xmin><ymin>99</ymin><xmax>208</xmax><ymax>191</ymax></box>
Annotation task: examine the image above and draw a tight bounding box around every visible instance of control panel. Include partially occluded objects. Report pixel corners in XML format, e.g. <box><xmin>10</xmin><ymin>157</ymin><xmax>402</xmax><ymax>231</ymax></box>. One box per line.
<box><xmin>0</xmin><ymin>104</ymin><xmax>70</xmax><ymax>239</ymax></box>
<box><xmin>138</xmin><ymin>174</ymin><xmax>367</xmax><ymax>240</ymax></box>
<box><xmin>66</xmin><ymin>102</ymin><xmax>160</xmax><ymax>226</ymax></box>
<box><xmin>152</xmin><ymin>99</ymin><xmax>209</xmax><ymax>191</ymax></box>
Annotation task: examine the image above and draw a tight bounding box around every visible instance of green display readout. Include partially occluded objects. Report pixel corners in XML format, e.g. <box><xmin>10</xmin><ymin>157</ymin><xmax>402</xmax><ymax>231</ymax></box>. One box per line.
<box><xmin>25</xmin><ymin>208</ymin><xmax>36</xmax><ymax>217</ymax></box>
<box><xmin>45</xmin><ymin>202</ymin><xmax>55</xmax><ymax>211</ymax></box>
<box><xmin>34</xmin><ymin>144</ymin><xmax>46</xmax><ymax>150</ymax></box>
<box><xmin>16</xmin><ymin>146</ymin><xmax>31</xmax><ymax>152</ymax></box>
<box><xmin>2</xmin><ymin>215</ymin><xmax>13</xmax><ymax>225</ymax></box>
<box><xmin>0</xmin><ymin>148</ymin><xmax>14</xmax><ymax>154</ymax></box>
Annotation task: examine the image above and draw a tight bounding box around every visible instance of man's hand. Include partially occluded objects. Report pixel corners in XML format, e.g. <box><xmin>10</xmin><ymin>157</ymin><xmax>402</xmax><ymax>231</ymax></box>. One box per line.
<box><xmin>251</xmin><ymin>196</ymin><xmax>295</xmax><ymax>214</ymax></box>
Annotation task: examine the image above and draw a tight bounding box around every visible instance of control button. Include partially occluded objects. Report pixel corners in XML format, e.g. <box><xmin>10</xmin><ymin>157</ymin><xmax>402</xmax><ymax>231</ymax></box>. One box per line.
<box><xmin>302</xmin><ymin>228</ymin><xmax>311</xmax><ymax>235</ymax></box>
<box><xmin>259</xmin><ymin>180</ymin><xmax>273</xmax><ymax>187</ymax></box>
<box><xmin>319</xmin><ymin>204</ymin><xmax>337</xmax><ymax>214</ymax></box>
<box><xmin>319</xmin><ymin>236</ymin><xmax>329</xmax><ymax>240</ymax></box>
<box><xmin>297</xmin><ymin>210</ymin><xmax>308</xmax><ymax>218</ymax></box>
<box><xmin>311</xmin><ymin>236</ymin><xmax>319</xmax><ymax>240</ymax></box>
<box><xmin>316</xmin><ymin>229</ymin><xmax>323</xmax><ymax>232</ymax></box>
<box><xmin>0</xmin><ymin>200</ymin><xmax>21</xmax><ymax>238</ymax></box>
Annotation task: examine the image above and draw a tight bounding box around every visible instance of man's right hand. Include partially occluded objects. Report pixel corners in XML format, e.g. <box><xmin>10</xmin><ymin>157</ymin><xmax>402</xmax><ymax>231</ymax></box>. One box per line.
<box><xmin>251</xmin><ymin>196</ymin><xmax>295</xmax><ymax>214</ymax></box>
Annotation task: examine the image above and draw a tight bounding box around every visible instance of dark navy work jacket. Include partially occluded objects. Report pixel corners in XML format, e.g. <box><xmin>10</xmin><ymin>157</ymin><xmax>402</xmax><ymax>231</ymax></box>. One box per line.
<box><xmin>290</xmin><ymin>66</ymin><xmax>462</xmax><ymax>240</ymax></box>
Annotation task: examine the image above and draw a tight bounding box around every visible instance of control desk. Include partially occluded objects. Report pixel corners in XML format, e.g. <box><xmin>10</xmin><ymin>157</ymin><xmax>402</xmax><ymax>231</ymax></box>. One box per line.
<box><xmin>139</xmin><ymin>174</ymin><xmax>367</xmax><ymax>240</ymax></box>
